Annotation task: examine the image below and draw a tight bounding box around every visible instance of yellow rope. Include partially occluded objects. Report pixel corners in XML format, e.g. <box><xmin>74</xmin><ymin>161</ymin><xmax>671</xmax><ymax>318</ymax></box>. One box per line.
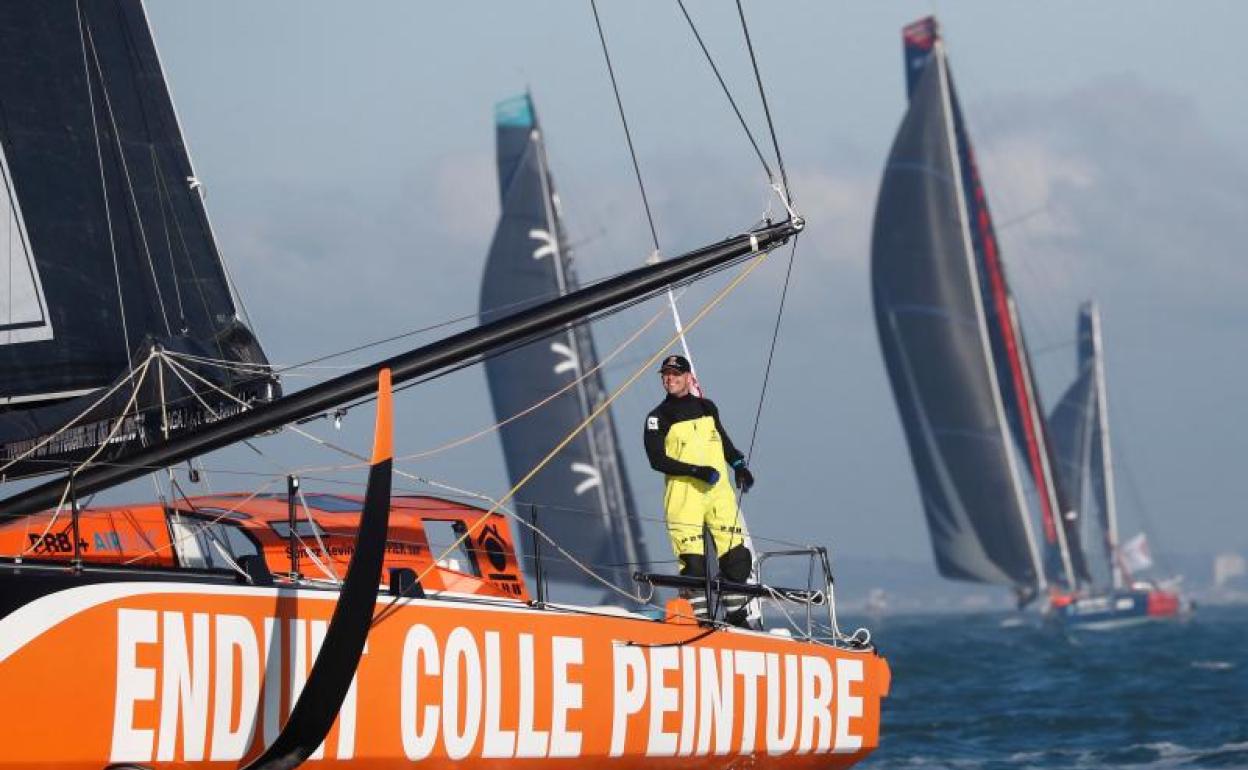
<box><xmin>18</xmin><ymin>358</ymin><xmax>153</xmax><ymax>558</ymax></box>
<box><xmin>395</xmin><ymin>307</ymin><xmax>668</xmax><ymax>462</ymax></box>
<box><xmin>1</xmin><ymin>352</ymin><xmax>154</xmax><ymax>476</ymax></box>
<box><xmin>400</xmin><ymin>248</ymin><xmax>772</xmax><ymax>602</ymax></box>
<box><xmin>291</xmin><ymin>304</ymin><xmax>672</xmax><ymax>476</ymax></box>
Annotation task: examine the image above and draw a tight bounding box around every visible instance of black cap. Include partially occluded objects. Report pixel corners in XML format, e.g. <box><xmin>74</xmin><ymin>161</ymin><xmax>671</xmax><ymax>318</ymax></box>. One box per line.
<box><xmin>658</xmin><ymin>354</ymin><xmax>691</xmax><ymax>374</ymax></box>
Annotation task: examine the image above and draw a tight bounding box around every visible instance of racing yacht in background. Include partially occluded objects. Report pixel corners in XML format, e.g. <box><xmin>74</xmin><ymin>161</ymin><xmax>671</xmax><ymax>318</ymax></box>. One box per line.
<box><xmin>1046</xmin><ymin>303</ymin><xmax>1188</xmax><ymax>628</ymax></box>
<box><xmin>872</xmin><ymin>16</ymin><xmax>1185</xmax><ymax>628</ymax></box>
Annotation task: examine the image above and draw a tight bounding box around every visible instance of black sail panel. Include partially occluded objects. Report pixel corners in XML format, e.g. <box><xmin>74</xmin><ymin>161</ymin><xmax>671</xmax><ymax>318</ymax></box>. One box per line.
<box><xmin>0</xmin><ymin>1</ymin><xmax>274</xmax><ymax>478</ymax></box>
<box><xmin>479</xmin><ymin>94</ymin><xmax>646</xmax><ymax>598</ymax></box>
<box><xmin>871</xmin><ymin>28</ymin><xmax>1038</xmax><ymax>589</ymax></box>
<box><xmin>1049</xmin><ymin>370</ymin><xmax>1105</xmax><ymax>585</ymax></box>
<box><xmin>1047</xmin><ymin>372</ymin><xmax>1095</xmax><ymax>522</ymax></box>
<box><xmin>1049</xmin><ymin>305</ymin><xmax>1112</xmax><ymax>584</ymax></box>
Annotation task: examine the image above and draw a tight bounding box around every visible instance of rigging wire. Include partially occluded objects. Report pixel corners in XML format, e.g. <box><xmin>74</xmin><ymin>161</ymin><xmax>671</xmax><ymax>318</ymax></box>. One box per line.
<box><xmin>76</xmin><ymin>1</ymin><xmax>132</xmax><ymax>372</ymax></box>
<box><xmin>17</xmin><ymin>361</ymin><xmax>152</xmax><ymax>558</ymax></box>
<box><xmin>3</xmin><ymin>240</ymin><xmax>757</xmax><ymax>490</ymax></box>
<box><xmin>84</xmin><ymin>19</ymin><xmax>173</xmax><ymax>339</ymax></box>
<box><xmin>674</xmin><ymin>0</ymin><xmax>774</xmax><ymax>182</ymax></box>
<box><xmin>589</xmin><ymin>0</ymin><xmax>662</xmax><ymax>254</ymax></box>
<box><xmin>149</xmin><ymin>148</ymin><xmax>187</xmax><ymax>327</ymax></box>
<box><xmin>714</xmin><ymin>0</ymin><xmax>803</xmax><ymax>583</ymax></box>
<box><xmin>48</xmin><ymin>406</ymin><xmax>852</xmax><ymax>644</ymax></box>
<box><xmin>17</xmin><ymin>9</ymin><xmax>854</xmax><ymax>642</ymax></box>
<box><xmin>306</xmin><ymin>306</ymin><xmax>669</xmax><ymax>468</ymax></box>
<box><xmin>304</xmin><ymin>250</ymin><xmax>760</xmax><ymax>418</ymax></box>
<box><xmin>0</xmin><ymin>354</ymin><xmax>155</xmax><ymax>476</ymax></box>
<box><xmin>588</xmin><ymin>0</ymin><xmax>710</xmax><ymax>382</ymax></box>
<box><xmin>150</xmin><ymin>145</ymin><xmax>232</xmax><ymax>360</ymax></box>
<box><xmin>164</xmin><ymin>255</ymin><xmax>699</xmax><ymax>378</ymax></box>
<box><xmin>743</xmin><ymin>235</ymin><xmax>800</xmax><ymax>462</ymax></box>
<box><xmin>1105</xmin><ymin>411</ymin><xmax>1176</xmax><ymax>578</ymax></box>
<box><xmin>372</xmin><ymin>248</ymin><xmax>776</xmax><ymax>627</ymax></box>
<box><xmin>735</xmin><ymin>0</ymin><xmax>791</xmax><ymax>202</ymax></box>
<box><xmin>938</xmin><ymin>25</ymin><xmax>1071</xmax><ymax>352</ymax></box>
<box><xmin>120</xmin><ymin>458</ymin><xmax>822</xmax><ymax>554</ymax></box>
<box><xmin>271</xmin><ymin>310</ymin><xmax>481</xmax><ymax>373</ymax></box>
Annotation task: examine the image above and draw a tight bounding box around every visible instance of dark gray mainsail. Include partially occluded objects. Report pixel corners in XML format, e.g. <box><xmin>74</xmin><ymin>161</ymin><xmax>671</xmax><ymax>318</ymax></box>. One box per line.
<box><xmin>0</xmin><ymin>1</ymin><xmax>275</xmax><ymax>479</ymax></box>
<box><xmin>871</xmin><ymin>18</ymin><xmax>1043</xmax><ymax>591</ymax></box>
<box><xmin>1047</xmin><ymin>306</ymin><xmax>1098</xmax><ymax>564</ymax></box>
<box><xmin>479</xmin><ymin>94</ymin><xmax>647</xmax><ymax>598</ymax></box>
<box><xmin>1050</xmin><ymin>302</ymin><xmax>1122</xmax><ymax>589</ymax></box>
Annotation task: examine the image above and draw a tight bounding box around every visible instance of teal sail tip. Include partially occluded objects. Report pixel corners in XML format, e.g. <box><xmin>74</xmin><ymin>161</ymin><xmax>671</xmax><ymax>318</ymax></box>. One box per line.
<box><xmin>495</xmin><ymin>94</ymin><xmax>534</xmax><ymax>128</ymax></box>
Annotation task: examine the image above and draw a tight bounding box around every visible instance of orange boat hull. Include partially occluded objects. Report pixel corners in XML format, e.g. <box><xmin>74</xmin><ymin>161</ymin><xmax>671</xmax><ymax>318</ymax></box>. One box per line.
<box><xmin>0</xmin><ymin>581</ymin><xmax>888</xmax><ymax>768</ymax></box>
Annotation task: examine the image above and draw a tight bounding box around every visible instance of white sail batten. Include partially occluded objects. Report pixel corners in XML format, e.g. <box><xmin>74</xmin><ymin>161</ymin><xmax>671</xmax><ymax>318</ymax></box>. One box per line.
<box><xmin>0</xmin><ymin>143</ymin><xmax>53</xmax><ymax>348</ymax></box>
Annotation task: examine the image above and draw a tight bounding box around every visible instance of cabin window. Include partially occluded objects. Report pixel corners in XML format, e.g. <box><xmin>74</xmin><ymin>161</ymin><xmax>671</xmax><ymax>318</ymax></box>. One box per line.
<box><xmin>268</xmin><ymin>520</ymin><xmax>327</xmax><ymax>540</ymax></box>
<box><xmin>299</xmin><ymin>494</ymin><xmax>361</xmax><ymax>513</ymax></box>
<box><xmin>421</xmin><ymin>519</ymin><xmax>483</xmax><ymax>577</ymax></box>
<box><xmin>167</xmin><ymin>512</ymin><xmax>260</xmax><ymax>571</ymax></box>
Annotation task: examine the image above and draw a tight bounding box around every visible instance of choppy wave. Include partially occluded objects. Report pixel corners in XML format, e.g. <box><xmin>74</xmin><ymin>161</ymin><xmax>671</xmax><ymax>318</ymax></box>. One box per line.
<box><xmin>856</xmin><ymin>605</ymin><xmax>1248</xmax><ymax>769</ymax></box>
<box><xmin>1033</xmin><ymin>741</ymin><xmax>1248</xmax><ymax>769</ymax></box>
<box><xmin>1191</xmin><ymin>660</ymin><xmax>1235</xmax><ymax>671</ymax></box>
<box><xmin>868</xmin><ymin>740</ymin><xmax>1248</xmax><ymax>770</ymax></box>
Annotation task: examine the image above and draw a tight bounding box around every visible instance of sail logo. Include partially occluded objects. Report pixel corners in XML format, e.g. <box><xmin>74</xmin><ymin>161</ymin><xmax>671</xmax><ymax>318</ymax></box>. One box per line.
<box><xmin>570</xmin><ymin>462</ymin><xmax>601</xmax><ymax>495</ymax></box>
<box><xmin>550</xmin><ymin>342</ymin><xmax>579</xmax><ymax>375</ymax></box>
<box><xmin>529</xmin><ymin>228</ymin><xmax>558</xmax><ymax>261</ymax></box>
<box><xmin>0</xmin><ymin>141</ymin><xmax>53</xmax><ymax>346</ymax></box>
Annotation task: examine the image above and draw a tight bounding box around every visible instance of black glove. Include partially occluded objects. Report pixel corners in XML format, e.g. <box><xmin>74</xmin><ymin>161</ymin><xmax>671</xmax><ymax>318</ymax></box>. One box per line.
<box><xmin>689</xmin><ymin>465</ymin><xmax>720</xmax><ymax>485</ymax></box>
<box><xmin>733</xmin><ymin>461</ymin><xmax>755</xmax><ymax>492</ymax></box>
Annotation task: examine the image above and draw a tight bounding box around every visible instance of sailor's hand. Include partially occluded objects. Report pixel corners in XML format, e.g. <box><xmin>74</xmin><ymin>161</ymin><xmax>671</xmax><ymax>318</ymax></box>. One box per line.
<box><xmin>733</xmin><ymin>462</ymin><xmax>755</xmax><ymax>492</ymax></box>
<box><xmin>690</xmin><ymin>466</ymin><xmax>720</xmax><ymax>485</ymax></box>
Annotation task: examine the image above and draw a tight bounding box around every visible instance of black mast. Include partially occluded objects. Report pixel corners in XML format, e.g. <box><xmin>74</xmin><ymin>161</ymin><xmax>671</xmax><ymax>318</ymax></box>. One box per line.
<box><xmin>1</xmin><ymin>220</ymin><xmax>800</xmax><ymax>519</ymax></box>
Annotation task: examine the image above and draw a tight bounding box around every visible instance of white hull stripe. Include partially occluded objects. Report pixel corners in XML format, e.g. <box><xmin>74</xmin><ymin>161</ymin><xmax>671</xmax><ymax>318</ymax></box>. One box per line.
<box><xmin>0</xmin><ymin>580</ymin><xmax>814</xmax><ymax>665</ymax></box>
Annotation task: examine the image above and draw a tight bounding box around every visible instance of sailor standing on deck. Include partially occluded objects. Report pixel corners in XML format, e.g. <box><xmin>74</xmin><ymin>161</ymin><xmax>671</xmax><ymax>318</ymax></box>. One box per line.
<box><xmin>644</xmin><ymin>354</ymin><xmax>756</xmax><ymax>626</ymax></box>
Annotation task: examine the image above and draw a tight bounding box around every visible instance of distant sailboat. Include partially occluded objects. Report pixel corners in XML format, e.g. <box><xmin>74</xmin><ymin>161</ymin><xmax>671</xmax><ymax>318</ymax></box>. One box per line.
<box><xmin>873</xmin><ymin>18</ymin><xmax>1189</xmax><ymax>629</ymax></box>
<box><xmin>479</xmin><ymin>93</ymin><xmax>649</xmax><ymax>600</ymax></box>
<box><xmin>1046</xmin><ymin>302</ymin><xmax>1187</xmax><ymax>627</ymax></box>
<box><xmin>871</xmin><ymin>16</ymin><xmax>1091</xmax><ymax>609</ymax></box>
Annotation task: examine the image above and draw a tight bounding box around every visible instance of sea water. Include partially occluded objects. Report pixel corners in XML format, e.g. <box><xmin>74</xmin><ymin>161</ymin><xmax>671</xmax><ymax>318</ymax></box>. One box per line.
<box><xmin>854</xmin><ymin>603</ymin><xmax>1247</xmax><ymax>769</ymax></box>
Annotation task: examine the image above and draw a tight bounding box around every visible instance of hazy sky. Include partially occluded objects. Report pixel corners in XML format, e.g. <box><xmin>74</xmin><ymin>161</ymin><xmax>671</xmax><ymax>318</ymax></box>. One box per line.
<box><xmin>131</xmin><ymin>1</ymin><xmax>1247</xmax><ymax>597</ymax></box>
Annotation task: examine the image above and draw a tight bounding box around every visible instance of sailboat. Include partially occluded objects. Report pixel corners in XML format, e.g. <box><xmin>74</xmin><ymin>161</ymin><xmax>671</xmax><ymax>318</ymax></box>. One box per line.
<box><xmin>873</xmin><ymin>17</ymin><xmax>1189</xmax><ymax>630</ymax></box>
<box><xmin>480</xmin><ymin>93</ymin><xmax>648</xmax><ymax>601</ymax></box>
<box><xmin>871</xmin><ymin>16</ymin><xmax>1093</xmax><ymax>612</ymax></box>
<box><xmin>0</xmin><ymin>0</ymin><xmax>277</xmax><ymax>481</ymax></box>
<box><xmin>1046</xmin><ymin>302</ymin><xmax>1187</xmax><ymax>628</ymax></box>
<box><xmin>0</xmin><ymin>2</ymin><xmax>888</xmax><ymax>766</ymax></box>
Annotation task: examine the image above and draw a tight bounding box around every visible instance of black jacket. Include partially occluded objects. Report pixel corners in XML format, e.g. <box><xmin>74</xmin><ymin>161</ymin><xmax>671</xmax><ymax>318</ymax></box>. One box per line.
<box><xmin>643</xmin><ymin>394</ymin><xmax>744</xmax><ymax>478</ymax></box>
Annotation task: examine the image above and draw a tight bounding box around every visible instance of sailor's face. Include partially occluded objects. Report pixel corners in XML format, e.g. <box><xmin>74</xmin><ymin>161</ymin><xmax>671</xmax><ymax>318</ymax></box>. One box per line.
<box><xmin>661</xmin><ymin>369</ymin><xmax>691</xmax><ymax>397</ymax></box>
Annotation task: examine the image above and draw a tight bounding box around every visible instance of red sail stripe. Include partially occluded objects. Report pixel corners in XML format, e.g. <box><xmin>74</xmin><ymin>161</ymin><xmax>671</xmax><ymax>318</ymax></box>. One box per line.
<box><xmin>962</xmin><ymin>149</ymin><xmax>1059</xmax><ymax>544</ymax></box>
